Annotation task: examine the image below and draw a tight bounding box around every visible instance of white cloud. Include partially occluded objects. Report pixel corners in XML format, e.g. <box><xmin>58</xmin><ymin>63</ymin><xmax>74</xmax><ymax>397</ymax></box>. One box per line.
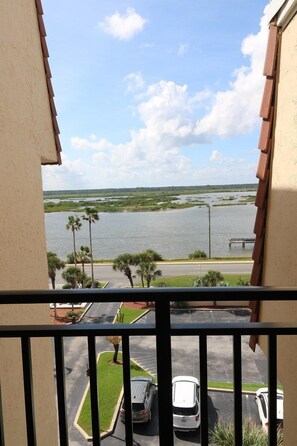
<box><xmin>195</xmin><ymin>9</ymin><xmax>269</xmax><ymax>137</ymax></box>
<box><xmin>99</xmin><ymin>8</ymin><xmax>147</xmax><ymax>40</ymax></box>
<box><xmin>124</xmin><ymin>72</ymin><xmax>146</xmax><ymax>93</ymax></box>
<box><xmin>210</xmin><ymin>150</ymin><xmax>245</xmax><ymax>165</ymax></box>
<box><xmin>49</xmin><ymin>9</ymin><xmax>269</xmax><ymax>189</ymax></box>
<box><xmin>42</xmin><ymin>154</ymin><xmax>87</xmax><ymax>191</ymax></box>
<box><xmin>177</xmin><ymin>43</ymin><xmax>189</xmax><ymax>57</ymax></box>
<box><xmin>71</xmin><ymin>137</ymin><xmax>113</xmax><ymax>151</ymax></box>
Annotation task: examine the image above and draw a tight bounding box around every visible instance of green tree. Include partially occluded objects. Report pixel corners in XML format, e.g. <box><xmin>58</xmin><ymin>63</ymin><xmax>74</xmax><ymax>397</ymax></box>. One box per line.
<box><xmin>193</xmin><ymin>270</ymin><xmax>225</xmax><ymax>307</ymax></box>
<box><xmin>62</xmin><ymin>266</ymin><xmax>87</xmax><ymax>289</ymax></box>
<box><xmin>47</xmin><ymin>252</ymin><xmax>65</xmax><ymax>319</ymax></box>
<box><xmin>112</xmin><ymin>253</ymin><xmax>137</xmax><ymax>288</ymax></box>
<box><xmin>66</xmin><ymin>216</ymin><xmax>82</xmax><ymax>266</ymax></box>
<box><xmin>47</xmin><ymin>252</ymin><xmax>65</xmax><ymax>290</ymax></box>
<box><xmin>142</xmin><ymin>249</ymin><xmax>163</xmax><ymax>261</ymax></box>
<box><xmin>76</xmin><ymin>246</ymin><xmax>91</xmax><ymax>273</ymax></box>
<box><xmin>135</xmin><ymin>252</ymin><xmax>162</xmax><ymax>288</ymax></box>
<box><xmin>194</xmin><ymin>270</ymin><xmax>224</xmax><ymax>287</ymax></box>
<box><xmin>82</xmin><ymin>207</ymin><xmax>99</xmax><ymax>285</ymax></box>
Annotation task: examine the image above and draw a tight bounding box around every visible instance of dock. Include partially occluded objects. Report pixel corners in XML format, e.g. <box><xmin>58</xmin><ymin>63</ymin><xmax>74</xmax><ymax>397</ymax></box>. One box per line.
<box><xmin>229</xmin><ymin>238</ymin><xmax>255</xmax><ymax>248</ymax></box>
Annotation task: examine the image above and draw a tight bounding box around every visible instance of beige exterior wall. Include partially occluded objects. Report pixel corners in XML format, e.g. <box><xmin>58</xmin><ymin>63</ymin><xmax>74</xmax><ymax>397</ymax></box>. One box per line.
<box><xmin>0</xmin><ymin>0</ymin><xmax>59</xmax><ymax>444</ymax></box>
<box><xmin>258</xmin><ymin>10</ymin><xmax>297</xmax><ymax>446</ymax></box>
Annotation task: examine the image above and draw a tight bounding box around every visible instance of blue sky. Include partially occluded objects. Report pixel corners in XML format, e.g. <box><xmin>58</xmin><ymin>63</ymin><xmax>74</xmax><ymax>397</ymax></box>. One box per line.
<box><xmin>42</xmin><ymin>0</ymin><xmax>269</xmax><ymax>191</ymax></box>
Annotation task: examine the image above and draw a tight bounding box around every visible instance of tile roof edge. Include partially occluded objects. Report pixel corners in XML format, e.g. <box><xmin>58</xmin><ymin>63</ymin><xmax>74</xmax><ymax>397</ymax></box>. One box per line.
<box><xmin>35</xmin><ymin>0</ymin><xmax>62</xmax><ymax>166</ymax></box>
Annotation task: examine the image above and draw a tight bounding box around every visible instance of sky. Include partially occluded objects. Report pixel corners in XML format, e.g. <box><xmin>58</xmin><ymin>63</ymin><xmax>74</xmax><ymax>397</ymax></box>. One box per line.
<box><xmin>41</xmin><ymin>0</ymin><xmax>270</xmax><ymax>191</ymax></box>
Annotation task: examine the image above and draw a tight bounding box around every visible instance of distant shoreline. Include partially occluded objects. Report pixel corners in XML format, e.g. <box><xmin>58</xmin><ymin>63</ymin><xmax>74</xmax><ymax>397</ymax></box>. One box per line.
<box><xmin>44</xmin><ymin>183</ymin><xmax>257</xmax><ymax>198</ymax></box>
<box><xmin>43</xmin><ymin>184</ymin><xmax>257</xmax><ymax>213</ymax></box>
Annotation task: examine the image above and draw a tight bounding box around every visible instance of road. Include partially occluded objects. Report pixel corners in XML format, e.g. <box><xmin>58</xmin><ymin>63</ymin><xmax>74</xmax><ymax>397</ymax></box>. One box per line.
<box><xmin>54</xmin><ymin>261</ymin><xmax>253</xmax><ymax>289</ymax></box>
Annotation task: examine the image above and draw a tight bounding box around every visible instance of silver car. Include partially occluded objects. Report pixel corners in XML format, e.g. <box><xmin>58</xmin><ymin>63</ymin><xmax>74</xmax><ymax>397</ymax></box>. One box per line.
<box><xmin>120</xmin><ymin>376</ymin><xmax>155</xmax><ymax>423</ymax></box>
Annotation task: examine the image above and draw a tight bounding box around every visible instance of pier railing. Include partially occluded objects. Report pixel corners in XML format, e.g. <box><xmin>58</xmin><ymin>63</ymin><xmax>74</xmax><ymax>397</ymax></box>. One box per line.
<box><xmin>1</xmin><ymin>287</ymin><xmax>296</xmax><ymax>446</ymax></box>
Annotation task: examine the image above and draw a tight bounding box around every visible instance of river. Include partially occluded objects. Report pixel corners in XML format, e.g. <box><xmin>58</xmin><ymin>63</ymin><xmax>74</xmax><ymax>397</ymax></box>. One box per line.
<box><xmin>44</xmin><ymin>192</ymin><xmax>257</xmax><ymax>260</ymax></box>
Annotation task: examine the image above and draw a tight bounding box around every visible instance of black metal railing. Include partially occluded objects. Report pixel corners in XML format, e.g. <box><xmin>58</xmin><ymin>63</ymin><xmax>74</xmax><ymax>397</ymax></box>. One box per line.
<box><xmin>1</xmin><ymin>287</ymin><xmax>297</xmax><ymax>446</ymax></box>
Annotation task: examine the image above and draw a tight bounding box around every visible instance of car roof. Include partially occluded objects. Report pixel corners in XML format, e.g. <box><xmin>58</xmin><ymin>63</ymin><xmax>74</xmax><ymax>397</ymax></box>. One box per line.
<box><xmin>256</xmin><ymin>387</ymin><xmax>284</xmax><ymax>419</ymax></box>
<box><xmin>172</xmin><ymin>375</ymin><xmax>199</xmax><ymax>385</ymax></box>
<box><xmin>131</xmin><ymin>376</ymin><xmax>153</xmax><ymax>383</ymax></box>
<box><xmin>131</xmin><ymin>377</ymin><xmax>153</xmax><ymax>403</ymax></box>
<box><xmin>172</xmin><ymin>376</ymin><xmax>199</xmax><ymax>408</ymax></box>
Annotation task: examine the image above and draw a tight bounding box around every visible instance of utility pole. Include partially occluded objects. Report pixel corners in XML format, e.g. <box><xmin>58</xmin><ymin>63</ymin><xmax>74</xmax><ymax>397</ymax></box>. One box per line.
<box><xmin>207</xmin><ymin>204</ymin><xmax>211</xmax><ymax>259</ymax></box>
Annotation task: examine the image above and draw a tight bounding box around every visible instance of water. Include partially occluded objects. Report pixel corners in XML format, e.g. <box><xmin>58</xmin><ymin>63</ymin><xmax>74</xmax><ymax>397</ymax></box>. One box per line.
<box><xmin>45</xmin><ymin>192</ymin><xmax>257</xmax><ymax>260</ymax></box>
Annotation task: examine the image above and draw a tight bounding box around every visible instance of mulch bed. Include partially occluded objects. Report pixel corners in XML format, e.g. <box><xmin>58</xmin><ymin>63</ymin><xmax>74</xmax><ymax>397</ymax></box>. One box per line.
<box><xmin>50</xmin><ymin>302</ymin><xmax>149</xmax><ymax>325</ymax></box>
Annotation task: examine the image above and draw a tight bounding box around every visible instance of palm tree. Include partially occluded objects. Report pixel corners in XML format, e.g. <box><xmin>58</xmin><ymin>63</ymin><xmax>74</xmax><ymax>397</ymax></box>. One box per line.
<box><xmin>66</xmin><ymin>216</ymin><xmax>82</xmax><ymax>266</ymax></box>
<box><xmin>112</xmin><ymin>253</ymin><xmax>137</xmax><ymax>288</ymax></box>
<box><xmin>136</xmin><ymin>260</ymin><xmax>162</xmax><ymax>288</ymax></box>
<box><xmin>135</xmin><ymin>250</ymin><xmax>162</xmax><ymax>288</ymax></box>
<box><xmin>82</xmin><ymin>207</ymin><xmax>99</xmax><ymax>285</ymax></box>
<box><xmin>47</xmin><ymin>252</ymin><xmax>65</xmax><ymax>290</ymax></box>
<box><xmin>76</xmin><ymin>246</ymin><xmax>91</xmax><ymax>273</ymax></box>
<box><xmin>62</xmin><ymin>266</ymin><xmax>87</xmax><ymax>289</ymax></box>
<box><xmin>47</xmin><ymin>252</ymin><xmax>65</xmax><ymax>319</ymax></box>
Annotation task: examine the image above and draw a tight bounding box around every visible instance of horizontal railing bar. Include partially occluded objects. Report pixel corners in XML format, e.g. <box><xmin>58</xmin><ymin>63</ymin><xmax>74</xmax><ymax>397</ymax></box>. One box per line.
<box><xmin>0</xmin><ymin>286</ymin><xmax>297</xmax><ymax>304</ymax></box>
<box><xmin>1</xmin><ymin>322</ymin><xmax>297</xmax><ymax>338</ymax></box>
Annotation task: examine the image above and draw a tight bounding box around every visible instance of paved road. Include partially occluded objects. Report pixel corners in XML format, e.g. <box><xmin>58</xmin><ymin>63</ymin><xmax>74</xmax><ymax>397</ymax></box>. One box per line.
<box><xmin>54</xmin><ymin>261</ymin><xmax>253</xmax><ymax>289</ymax></box>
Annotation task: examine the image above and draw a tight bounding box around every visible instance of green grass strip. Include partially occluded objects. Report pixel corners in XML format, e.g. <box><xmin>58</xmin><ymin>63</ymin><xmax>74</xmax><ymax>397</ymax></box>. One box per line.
<box><xmin>77</xmin><ymin>352</ymin><xmax>155</xmax><ymax>436</ymax></box>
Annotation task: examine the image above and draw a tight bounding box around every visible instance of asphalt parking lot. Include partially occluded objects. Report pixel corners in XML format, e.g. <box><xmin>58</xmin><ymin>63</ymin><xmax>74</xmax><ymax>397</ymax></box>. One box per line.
<box><xmin>100</xmin><ymin>308</ymin><xmax>266</xmax><ymax>446</ymax></box>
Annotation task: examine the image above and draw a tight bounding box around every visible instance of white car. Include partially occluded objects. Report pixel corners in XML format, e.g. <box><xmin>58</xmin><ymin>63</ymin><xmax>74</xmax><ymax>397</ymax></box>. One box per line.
<box><xmin>255</xmin><ymin>387</ymin><xmax>284</xmax><ymax>431</ymax></box>
<box><xmin>172</xmin><ymin>376</ymin><xmax>200</xmax><ymax>431</ymax></box>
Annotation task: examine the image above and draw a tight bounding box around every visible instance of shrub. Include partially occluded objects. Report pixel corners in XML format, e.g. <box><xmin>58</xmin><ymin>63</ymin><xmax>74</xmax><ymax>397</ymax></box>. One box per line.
<box><xmin>84</xmin><ymin>279</ymin><xmax>101</xmax><ymax>288</ymax></box>
<box><xmin>237</xmin><ymin>277</ymin><xmax>251</xmax><ymax>286</ymax></box>
<box><xmin>210</xmin><ymin>420</ymin><xmax>283</xmax><ymax>446</ymax></box>
<box><xmin>62</xmin><ymin>283</ymin><xmax>72</xmax><ymax>289</ymax></box>
<box><xmin>153</xmin><ymin>280</ymin><xmax>167</xmax><ymax>287</ymax></box>
<box><xmin>171</xmin><ymin>301</ymin><xmax>190</xmax><ymax>309</ymax></box>
<box><xmin>66</xmin><ymin>253</ymin><xmax>75</xmax><ymax>264</ymax></box>
<box><xmin>188</xmin><ymin>250</ymin><xmax>207</xmax><ymax>259</ymax></box>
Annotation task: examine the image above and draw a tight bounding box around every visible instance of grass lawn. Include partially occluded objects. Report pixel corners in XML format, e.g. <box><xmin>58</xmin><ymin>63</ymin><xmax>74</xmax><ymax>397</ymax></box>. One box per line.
<box><xmin>77</xmin><ymin>351</ymin><xmax>155</xmax><ymax>436</ymax></box>
<box><xmin>116</xmin><ymin>307</ymin><xmax>147</xmax><ymax>324</ymax></box>
<box><xmin>208</xmin><ymin>381</ymin><xmax>283</xmax><ymax>392</ymax></box>
<box><xmin>152</xmin><ymin>273</ymin><xmax>251</xmax><ymax>287</ymax></box>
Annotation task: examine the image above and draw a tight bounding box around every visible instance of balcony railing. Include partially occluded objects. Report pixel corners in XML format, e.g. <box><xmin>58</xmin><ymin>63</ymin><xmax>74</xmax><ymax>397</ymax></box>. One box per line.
<box><xmin>1</xmin><ymin>287</ymin><xmax>297</xmax><ymax>446</ymax></box>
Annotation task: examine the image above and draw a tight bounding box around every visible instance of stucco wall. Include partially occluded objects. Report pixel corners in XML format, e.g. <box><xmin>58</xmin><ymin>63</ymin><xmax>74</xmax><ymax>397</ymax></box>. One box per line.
<box><xmin>0</xmin><ymin>0</ymin><xmax>59</xmax><ymax>444</ymax></box>
<box><xmin>259</xmin><ymin>11</ymin><xmax>297</xmax><ymax>446</ymax></box>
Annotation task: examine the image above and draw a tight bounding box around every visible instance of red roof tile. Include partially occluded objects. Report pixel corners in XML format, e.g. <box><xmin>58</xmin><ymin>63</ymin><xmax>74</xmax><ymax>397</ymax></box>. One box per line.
<box><xmin>35</xmin><ymin>0</ymin><xmax>62</xmax><ymax>165</ymax></box>
<box><xmin>249</xmin><ymin>22</ymin><xmax>281</xmax><ymax>336</ymax></box>
<box><xmin>263</xmin><ymin>23</ymin><xmax>279</xmax><ymax>77</ymax></box>
<box><xmin>259</xmin><ymin>77</ymin><xmax>274</xmax><ymax>119</ymax></box>
<box><xmin>256</xmin><ymin>151</ymin><xmax>269</xmax><ymax>181</ymax></box>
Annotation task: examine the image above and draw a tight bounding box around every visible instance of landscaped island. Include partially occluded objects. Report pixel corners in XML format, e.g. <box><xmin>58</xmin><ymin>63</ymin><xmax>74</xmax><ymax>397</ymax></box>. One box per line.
<box><xmin>43</xmin><ymin>184</ymin><xmax>257</xmax><ymax>213</ymax></box>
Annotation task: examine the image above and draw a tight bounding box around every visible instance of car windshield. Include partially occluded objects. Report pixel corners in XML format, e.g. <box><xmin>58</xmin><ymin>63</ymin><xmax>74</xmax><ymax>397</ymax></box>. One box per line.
<box><xmin>173</xmin><ymin>403</ymin><xmax>198</xmax><ymax>416</ymax></box>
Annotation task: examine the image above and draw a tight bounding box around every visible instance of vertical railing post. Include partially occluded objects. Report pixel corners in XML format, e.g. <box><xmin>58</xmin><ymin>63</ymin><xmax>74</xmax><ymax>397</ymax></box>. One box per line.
<box><xmin>155</xmin><ymin>296</ymin><xmax>173</xmax><ymax>446</ymax></box>
<box><xmin>233</xmin><ymin>335</ymin><xmax>242</xmax><ymax>446</ymax></box>
<box><xmin>122</xmin><ymin>335</ymin><xmax>133</xmax><ymax>446</ymax></box>
<box><xmin>268</xmin><ymin>334</ymin><xmax>277</xmax><ymax>446</ymax></box>
<box><xmin>199</xmin><ymin>335</ymin><xmax>209</xmax><ymax>446</ymax></box>
<box><xmin>54</xmin><ymin>336</ymin><xmax>69</xmax><ymax>446</ymax></box>
<box><xmin>21</xmin><ymin>337</ymin><xmax>36</xmax><ymax>446</ymax></box>
<box><xmin>87</xmin><ymin>335</ymin><xmax>100</xmax><ymax>446</ymax></box>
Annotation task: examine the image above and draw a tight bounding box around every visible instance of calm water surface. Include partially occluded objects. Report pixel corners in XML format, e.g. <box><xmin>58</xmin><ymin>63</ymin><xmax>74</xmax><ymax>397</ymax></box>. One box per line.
<box><xmin>45</xmin><ymin>192</ymin><xmax>256</xmax><ymax>260</ymax></box>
